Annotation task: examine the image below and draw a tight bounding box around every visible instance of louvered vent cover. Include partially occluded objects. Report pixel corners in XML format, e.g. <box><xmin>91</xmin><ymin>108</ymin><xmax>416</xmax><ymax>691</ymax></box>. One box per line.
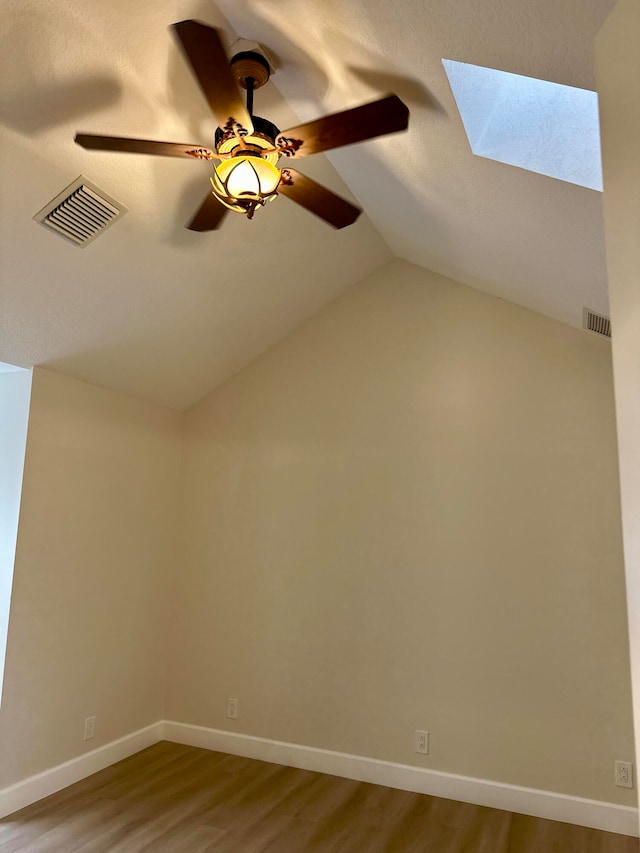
<box><xmin>33</xmin><ymin>177</ymin><xmax>127</xmax><ymax>247</ymax></box>
<box><xmin>583</xmin><ymin>308</ymin><xmax>612</xmax><ymax>339</ymax></box>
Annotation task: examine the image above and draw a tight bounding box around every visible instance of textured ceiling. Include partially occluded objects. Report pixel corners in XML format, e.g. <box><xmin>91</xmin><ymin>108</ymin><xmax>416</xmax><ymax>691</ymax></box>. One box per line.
<box><xmin>217</xmin><ymin>0</ymin><xmax>615</xmax><ymax>325</ymax></box>
<box><xmin>0</xmin><ymin>0</ymin><xmax>614</xmax><ymax>410</ymax></box>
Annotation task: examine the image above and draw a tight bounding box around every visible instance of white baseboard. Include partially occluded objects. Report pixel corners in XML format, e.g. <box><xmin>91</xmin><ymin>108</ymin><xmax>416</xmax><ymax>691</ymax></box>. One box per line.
<box><xmin>2</xmin><ymin>720</ymin><xmax>637</xmax><ymax>838</ymax></box>
<box><xmin>0</xmin><ymin>721</ymin><xmax>163</xmax><ymax>819</ymax></box>
<box><xmin>162</xmin><ymin>720</ymin><xmax>639</xmax><ymax>838</ymax></box>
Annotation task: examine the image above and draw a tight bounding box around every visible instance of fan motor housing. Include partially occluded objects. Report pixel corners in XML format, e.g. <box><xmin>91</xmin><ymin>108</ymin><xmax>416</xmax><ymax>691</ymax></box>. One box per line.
<box><xmin>215</xmin><ymin>115</ymin><xmax>280</xmax><ymax>155</ymax></box>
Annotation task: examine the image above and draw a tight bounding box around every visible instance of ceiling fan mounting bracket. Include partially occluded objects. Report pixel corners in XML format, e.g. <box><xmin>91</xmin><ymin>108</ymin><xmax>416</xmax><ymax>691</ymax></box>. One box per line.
<box><xmin>186</xmin><ymin>147</ymin><xmax>217</xmax><ymax>160</ymax></box>
<box><xmin>231</xmin><ymin>50</ymin><xmax>271</xmax><ymax>90</ymax></box>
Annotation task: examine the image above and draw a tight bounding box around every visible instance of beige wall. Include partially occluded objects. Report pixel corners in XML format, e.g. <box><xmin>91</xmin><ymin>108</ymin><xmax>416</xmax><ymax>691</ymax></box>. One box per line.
<box><xmin>167</xmin><ymin>258</ymin><xmax>635</xmax><ymax>805</ymax></box>
<box><xmin>0</xmin><ymin>257</ymin><xmax>633</xmax><ymax>807</ymax></box>
<box><xmin>0</xmin><ymin>369</ymin><xmax>182</xmax><ymax>787</ymax></box>
<box><xmin>596</xmin><ymin>0</ymin><xmax>640</xmax><ymax>793</ymax></box>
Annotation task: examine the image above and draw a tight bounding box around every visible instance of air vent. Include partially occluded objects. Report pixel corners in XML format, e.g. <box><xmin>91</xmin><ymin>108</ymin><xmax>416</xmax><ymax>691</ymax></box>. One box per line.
<box><xmin>583</xmin><ymin>308</ymin><xmax>612</xmax><ymax>339</ymax></box>
<box><xmin>33</xmin><ymin>177</ymin><xmax>127</xmax><ymax>247</ymax></box>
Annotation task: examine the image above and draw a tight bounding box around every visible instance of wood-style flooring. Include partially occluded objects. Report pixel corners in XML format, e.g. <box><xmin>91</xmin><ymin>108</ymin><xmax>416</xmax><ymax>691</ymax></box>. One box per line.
<box><xmin>0</xmin><ymin>741</ymin><xmax>637</xmax><ymax>852</ymax></box>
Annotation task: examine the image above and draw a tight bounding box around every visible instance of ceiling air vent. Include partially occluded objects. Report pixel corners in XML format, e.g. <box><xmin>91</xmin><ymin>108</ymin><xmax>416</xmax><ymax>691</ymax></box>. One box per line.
<box><xmin>33</xmin><ymin>177</ymin><xmax>127</xmax><ymax>247</ymax></box>
<box><xmin>583</xmin><ymin>307</ymin><xmax>612</xmax><ymax>339</ymax></box>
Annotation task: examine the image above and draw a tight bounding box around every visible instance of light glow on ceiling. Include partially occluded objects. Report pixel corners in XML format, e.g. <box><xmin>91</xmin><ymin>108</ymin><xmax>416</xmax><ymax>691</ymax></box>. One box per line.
<box><xmin>442</xmin><ymin>59</ymin><xmax>602</xmax><ymax>191</ymax></box>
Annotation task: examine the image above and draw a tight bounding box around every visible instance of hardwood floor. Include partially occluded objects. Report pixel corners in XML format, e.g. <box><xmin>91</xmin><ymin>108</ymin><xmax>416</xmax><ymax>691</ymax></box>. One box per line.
<box><xmin>0</xmin><ymin>741</ymin><xmax>637</xmax><ymax>851</ymax></box>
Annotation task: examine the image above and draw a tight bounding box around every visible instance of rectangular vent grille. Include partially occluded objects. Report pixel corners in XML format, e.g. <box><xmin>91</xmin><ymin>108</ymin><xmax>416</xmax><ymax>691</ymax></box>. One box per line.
<box><xmin>33</xmin><ymin>177</ymin><xmax>126</xmax><ymax>247</ymax></box>
<box><xmin>583</xmin><ymin>308</ymin><xmax>612</xmax><ymax>339</ymax></box>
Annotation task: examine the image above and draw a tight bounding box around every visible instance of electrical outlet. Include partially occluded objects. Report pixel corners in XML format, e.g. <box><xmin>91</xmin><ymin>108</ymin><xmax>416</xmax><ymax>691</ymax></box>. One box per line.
<box><xmin>414</xmin><ymin>730</ymin><xmax>429</xmax><ymax>755</ymax></box>
<box><xmin>615</xmin><ymin>761</ymin><xmax>633</xmax><ymax>788</ymax></box>
<box><xmin>226</xmin><ymin>697</ymin><xmax>238</xmax><ymax>719</ymax></box>
<box><xmin>83</xmin><ymin>716</ymin><xmax>96</xmax><ymax>741</ymax></box>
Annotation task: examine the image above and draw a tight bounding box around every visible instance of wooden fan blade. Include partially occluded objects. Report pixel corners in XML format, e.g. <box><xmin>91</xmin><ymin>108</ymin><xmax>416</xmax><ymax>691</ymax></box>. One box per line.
<box><xmin>278</xmin><ymin>169</ymin><xmax>361</xmax><ymax>229</ymax></box>
<box><xmin>172</xmin><ymin>20</ymin><xmax>253</xmax><ymax>133</ymax></box>
<box><xmin>75</xmin><ymin>134</ymin><xmax>216</xmax><ymax>160</ymax></box>
<box><xmin>188</xmin><ymin>191</ymin><xmax>228</xmax><ymax>231</ymax></box>
<box><xmin>276</xmin><ymin>94</ymin><xmax>408</xmax><ymax>158</ymax></box>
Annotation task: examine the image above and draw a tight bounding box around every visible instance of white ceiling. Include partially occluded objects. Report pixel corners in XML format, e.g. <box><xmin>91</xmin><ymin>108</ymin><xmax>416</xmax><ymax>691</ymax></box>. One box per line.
<box><xmin>0</xmin><ymin>0</ymin><xmax>614</xmax><ymax>410</ymax></box>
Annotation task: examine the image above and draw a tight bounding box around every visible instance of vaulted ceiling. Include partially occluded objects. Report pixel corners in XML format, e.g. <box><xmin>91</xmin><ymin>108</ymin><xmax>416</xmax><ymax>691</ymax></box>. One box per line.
<box><xmin>0</xmin><ymin>0</ymin><xmax>614</xmax><ymax>410</ymax></box>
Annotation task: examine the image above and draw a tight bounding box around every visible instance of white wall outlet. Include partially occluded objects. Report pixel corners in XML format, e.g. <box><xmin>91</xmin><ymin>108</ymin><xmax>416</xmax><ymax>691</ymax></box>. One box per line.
<box><xmin>414</xmin><ymin>730</ymin><xmax>429</xmax><ymax>755</ymax></box>
<box><xmin>615</xmin><ymin>760</ymin><xmax>633</xmax><ymax>788</ymax></box>
<box><xmin>226</xmin><ymin>697</ymin><xmax>238</xmax><ymax>720</ymax></box>
<box><xmin>83</xmin><ymin>716</ymin><xmax>96</xmax><ymax>741</ymax></box>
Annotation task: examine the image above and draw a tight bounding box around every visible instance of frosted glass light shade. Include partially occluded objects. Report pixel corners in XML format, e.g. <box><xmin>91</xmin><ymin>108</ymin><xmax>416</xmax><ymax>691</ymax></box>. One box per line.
<box><xmin>215</xmin><ymin>157</ymin><xmax>280</xmax><ymax>199</ymax></box>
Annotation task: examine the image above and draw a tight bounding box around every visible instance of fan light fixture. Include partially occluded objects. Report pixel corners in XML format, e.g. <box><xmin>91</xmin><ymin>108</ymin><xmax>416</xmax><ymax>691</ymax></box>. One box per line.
<box><xmin>210</xmin><ymin>154</ymin><xmax>281</xmax><ymax>218</ymax></box>
<box><xmin>74</xmin><ymin>21</ymin><xmax>410</xmax><ymax>231</ymax></box>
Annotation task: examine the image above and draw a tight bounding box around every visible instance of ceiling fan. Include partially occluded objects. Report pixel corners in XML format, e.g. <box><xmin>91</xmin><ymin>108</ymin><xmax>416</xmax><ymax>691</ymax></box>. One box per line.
<box><xmin>75</xmin><ymin>20</ymin><xmax>410</xmax><ymax>231</ymax></box>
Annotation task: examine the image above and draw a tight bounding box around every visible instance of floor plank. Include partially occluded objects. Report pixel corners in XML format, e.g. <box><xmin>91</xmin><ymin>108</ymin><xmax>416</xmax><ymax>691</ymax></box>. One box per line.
<box><xmin>0</xmin><ymin>742</ymin><xmax>637</xmax><ymax>852</ymax></box>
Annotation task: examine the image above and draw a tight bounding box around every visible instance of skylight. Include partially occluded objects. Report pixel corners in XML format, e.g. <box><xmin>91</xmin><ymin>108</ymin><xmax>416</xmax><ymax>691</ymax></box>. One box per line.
<box><xmin>442</xmin><ymin>59</ymin><xmax>602</xmax><ymax>191</ymax></box>
<box><xmin>0</xmin><ymin>364</ymin><xmax>32</xmax><ymax>705</ymax></box>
